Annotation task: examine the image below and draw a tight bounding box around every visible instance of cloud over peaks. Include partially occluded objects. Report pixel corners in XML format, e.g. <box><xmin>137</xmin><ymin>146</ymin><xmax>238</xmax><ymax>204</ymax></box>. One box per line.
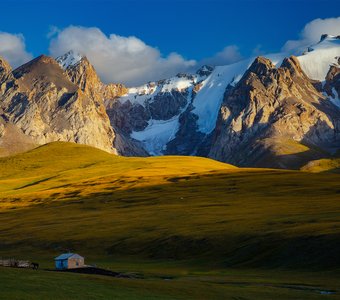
<box><xmin>49</xmin><ymin>26</ymin><xmax>196</xmax><ymax>86</ymax></box>
<box><xmin>0</xmin><ymin>32</ymin><xmax>33</xmax><ymax>68</ymax></box>
<box><xmin>199</xmin><ymin>45</ymin><xmax>243</xmax><ymax>66</ymax></box>
<box><xmin>282</xmin><ymin>17</ymin><xmax>340</xmax><ymax>52</ymax></box>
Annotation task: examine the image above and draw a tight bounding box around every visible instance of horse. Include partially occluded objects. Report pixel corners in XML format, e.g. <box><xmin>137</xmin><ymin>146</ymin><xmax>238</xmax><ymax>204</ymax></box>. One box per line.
<box><xmin>30</xmin><ymin>262</ymin><xmax>39</xmax><ymax>270</ymax></box>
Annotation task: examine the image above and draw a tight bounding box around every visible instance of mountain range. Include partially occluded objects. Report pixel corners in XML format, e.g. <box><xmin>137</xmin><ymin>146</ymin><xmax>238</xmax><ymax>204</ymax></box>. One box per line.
<box><xmin>0</xmin><ymin>34</ymin><xmax>339</xmax><ymax>169</ymax></box>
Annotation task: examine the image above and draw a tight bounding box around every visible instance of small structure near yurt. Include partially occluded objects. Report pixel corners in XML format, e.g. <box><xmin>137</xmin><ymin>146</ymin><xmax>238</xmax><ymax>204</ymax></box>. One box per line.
<box><xmin>54</xmin><ymin>253</ymin><xmax>84</xmax><ymax>270</ymax></box>
<box><xmin>0</xmin><ymin>258</ymin><xmax>37</xmax><ymax>269</ymax></box>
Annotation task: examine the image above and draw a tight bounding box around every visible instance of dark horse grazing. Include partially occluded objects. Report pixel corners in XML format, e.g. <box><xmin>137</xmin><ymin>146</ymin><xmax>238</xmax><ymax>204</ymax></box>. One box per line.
<box><xmin>30</xmin><ymin>262</ymin><xmax>39</xmax><ymax>270</ymax></box>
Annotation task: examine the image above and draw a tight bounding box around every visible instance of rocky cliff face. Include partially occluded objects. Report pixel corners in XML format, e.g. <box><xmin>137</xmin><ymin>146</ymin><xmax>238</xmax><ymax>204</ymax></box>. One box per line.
<box><xmin>57</xmin><ymin>51</ymin><xmax>128</xmax><ymax>104</ymax></box>
<box><xmin>56</xmin><ymin>51</ymin><xmax>146</xmax><ymax>156</ymax></box>
<box><xmin>0</xmin><ymin>57</ymin><xmax>12</xmax><ymax>90</ymax></box>
<box><xmin>0</xmin><ymin>54</ymin><xmax>116</xmax><ymax>154</ymax></box>
<box><xmin>208</xmin><ymin>56</ymin><xmax>340</xmax><ymax>168</ymax></box>
<box><xmin>324</xmin><ymin>63</ymin><xmax>340</xmax><ymax>106</ymax></box>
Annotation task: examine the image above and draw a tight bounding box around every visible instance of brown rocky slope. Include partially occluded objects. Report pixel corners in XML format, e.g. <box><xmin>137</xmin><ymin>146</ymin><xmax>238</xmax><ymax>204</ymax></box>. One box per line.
<box><xmin>209</xmin><ymin>56</ymin><xmax>340</xmax><ymax>169</ymax></box>
<box><xmin>0</xmin><ymin>55</ymin><xmax>117</xmax><ymax>155</ymax></box>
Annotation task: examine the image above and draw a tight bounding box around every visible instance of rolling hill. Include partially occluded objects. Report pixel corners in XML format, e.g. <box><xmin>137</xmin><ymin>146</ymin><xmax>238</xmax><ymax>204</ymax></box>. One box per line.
<box><xmin>0</xmin><ymin>141</ymin><xmax>235</xmax><ymax>209</ymax></box>
<box><xmin>0</xmin><ymin>142</ymin><xmax>339</xmax><ymax>270</ymax></box>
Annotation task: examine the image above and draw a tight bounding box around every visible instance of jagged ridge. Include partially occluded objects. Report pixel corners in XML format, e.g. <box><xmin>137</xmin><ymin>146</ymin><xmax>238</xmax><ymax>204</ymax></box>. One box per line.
<box><xmin>0</xmin><ymin>35</ymin><xmax>339</xmax><ymax>169</ymax></box>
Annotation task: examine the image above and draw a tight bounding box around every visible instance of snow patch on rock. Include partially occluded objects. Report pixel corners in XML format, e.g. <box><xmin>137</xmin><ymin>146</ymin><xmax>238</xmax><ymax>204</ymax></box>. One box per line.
<box><xmin>297</xmin><ymin>35</ymin><xmax>340</xmax><ymax>81</ymax></box>
<box><xmin>119</xmin><ymin>74</ymin><xmax>199</xmax><ymax>107</ymax></box>
<box><xmin>192</xmin><ymin>60</ymin><xmax>253</xmax><ymax>134</ymax></box>
<box><xmin>56</xmin><ymin>50</ymin><xmax>84</xmax><ymax>69</ymax></box>
<box><xmin>131</xmin><ymin>116</ymin><xmax>180</xmax><ymax>155</ymax></box>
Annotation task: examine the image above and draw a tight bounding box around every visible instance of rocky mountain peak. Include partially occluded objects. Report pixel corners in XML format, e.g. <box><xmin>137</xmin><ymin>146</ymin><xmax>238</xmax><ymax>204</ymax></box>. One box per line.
<box><xmin>13</xmin><ymin>54</ymin><xmax>59</xmax><ymax>78</ymax></box>
<box><xmin>57</xmin><ymin>51</ymin><xmax>127</xmax><ymax>102</ymax></box>
<box><xmin>280</xmin><ymin>56</ymin><xmax>306</xmax><ymax>77</ymax></box>
<box><xmin>55</xmin><ymin>51</ymin><xmax>137</xmax><ymax>155</ymax></box>
<box><xmin>61</xmin><ymin>54</ymin><xmax>102</xmax><ymax>98</ymax></box>
<box><xmin>247</xmin><ymin>56</ymin><xmax>275</xmax><ymax>76</ymax></box>
<box><xmin>196</xmin><ymin>65</ymin><xmax>214</xmax><ymax>77</ymax></box>
<box><xmin>0</xmin><ymin>54</ymin><xmax>118</xmax><ymax>155</ymax></box>
<box><xmin>0</xmin><ymin>56</ymin><xmax>12</xmax><ymax>85</ymax></box>
<box><xmin>12</xmin><ymin>54</ymin><xmax>77</xmax><ymax>93</ymax></box>
<box><xmin>208</xmin><ymin>52</ymin><xmax>340</xmax><ymax>169</ymax></box>
<box><xmin>56</xmin><ymin>50</ymin><xmax>84</xmax><ymax>69</ymax></box>
<box><xmin>12</xmin><ymin>54</ymin><xmax>54</xmax><ymax>75</ymax></box>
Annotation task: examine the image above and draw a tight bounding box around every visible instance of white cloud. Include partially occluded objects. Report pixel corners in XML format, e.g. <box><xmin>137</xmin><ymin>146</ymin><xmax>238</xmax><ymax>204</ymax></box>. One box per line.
<box><xmin>199</xmin><ymin>45</ymin><xmax>242</xmax><ymax>66</ymax></box>
<box><xmin>47</xmin><ymin>25</ymin><xmax>60</xmax><ymax>38</ymax></box>
<box><xmin>0</xmin><ymin>32</ymin><xmax>33</xmax><ymax>68</ymax></box>
<box><xmin>49</xmin><ymin>26</ymin><xmax>196</xmax><ymax>86</ymax></box>
<box><xmin>282</xmin><ymin>17</ymin><xmax>340</xmax><ymax>52</ymax></box>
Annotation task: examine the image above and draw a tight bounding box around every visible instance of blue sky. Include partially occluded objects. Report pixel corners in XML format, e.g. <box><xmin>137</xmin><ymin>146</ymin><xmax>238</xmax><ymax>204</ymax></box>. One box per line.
<box><xmin>1</xmin><ymin>0</ymin><xmax>340</xmax><ymax>85</ymax></box>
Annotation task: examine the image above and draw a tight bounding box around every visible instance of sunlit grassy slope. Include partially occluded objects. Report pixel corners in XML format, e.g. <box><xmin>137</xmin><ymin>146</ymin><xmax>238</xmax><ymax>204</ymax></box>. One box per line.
<box><xmin>0</xmin><ymin>141</ymin><xmax>235</xmax><ymax>209</ymax></box>
<box><xmin>301</xmin><ymin>157</ymin><xmax>340</xmax><ymax>173</ymax></box>
<box><xmin>0</xmin><ymin>141</ymin><xmax>340</xmax><ymax>270</ymax></box>
<box><xmin>253</xmin><ymin>138</ymin><xmax>326</xmax><ymax>169</ymax></box>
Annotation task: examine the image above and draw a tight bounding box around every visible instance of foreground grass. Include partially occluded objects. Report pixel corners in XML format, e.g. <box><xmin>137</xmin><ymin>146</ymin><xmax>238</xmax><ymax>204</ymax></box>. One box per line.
<box><xmin>1</xmin><ymin>266</ymin><xmax>339</xmax><ymax>300</ymax></box>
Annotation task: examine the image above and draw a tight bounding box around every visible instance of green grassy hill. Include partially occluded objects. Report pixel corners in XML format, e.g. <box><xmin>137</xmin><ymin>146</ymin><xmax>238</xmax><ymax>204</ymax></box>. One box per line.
<box><xmin>0</xmin><ymin>142</ymin><xmax>339</xmax><ymax>267</ymax></box>
<box><xmin>1</xmin><ymin>142</ymin><xmax>340</xmax><ymax>299</ymax></box>
<box><xmin>0</xmin><ymin>141</ymin><xmax>235</xmax><ymax>209</ymax></box>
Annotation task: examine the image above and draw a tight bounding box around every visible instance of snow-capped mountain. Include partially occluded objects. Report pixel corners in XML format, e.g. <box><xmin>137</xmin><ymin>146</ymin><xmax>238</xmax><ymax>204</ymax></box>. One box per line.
<box><xmin>0</xmin><ymin>34</ymin><xmax>339</xmax><ymax>169</ymax></box>
<box><xmin>104</xmin><ymin>34</ymin><xmax>340</xmax><ymax>167</ymax></box>
<box><xmin>296</xmin><ymin>34</ymin><xmax>340</xmax><ymax>81</ymax></box>
<box><xmin>106</xmin><ymin>69</ymin><xmax>210</xmax><ymax>155</ymax></box>
<box><xmin>56</xmin><ymin>50</ymin><xmax>83</xmax><ymax>69</ymax></box>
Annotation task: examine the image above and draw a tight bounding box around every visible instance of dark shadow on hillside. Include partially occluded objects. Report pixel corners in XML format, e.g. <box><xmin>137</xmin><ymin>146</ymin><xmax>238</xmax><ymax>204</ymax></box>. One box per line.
<box><xmin>58</xmin><ymin>92</ymin><xmax>75</xmax><ymax>107</ymax></box>
<box><xmin>242</xmin><ymin>119</ymin><xmax>340</xmax><ymax>170</ymax></box>
<box><xmin>1</xmin><ymin>169</ymin><xmax>340</xmax><ymax>270</ymax></box>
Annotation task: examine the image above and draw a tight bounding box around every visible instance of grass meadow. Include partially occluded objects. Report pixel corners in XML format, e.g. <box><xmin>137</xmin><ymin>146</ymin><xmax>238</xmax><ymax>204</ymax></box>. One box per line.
<box><xmin>0</xmin><ymin>142</ymin><xmax>340</xmax><ymax>299</ymax></box>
